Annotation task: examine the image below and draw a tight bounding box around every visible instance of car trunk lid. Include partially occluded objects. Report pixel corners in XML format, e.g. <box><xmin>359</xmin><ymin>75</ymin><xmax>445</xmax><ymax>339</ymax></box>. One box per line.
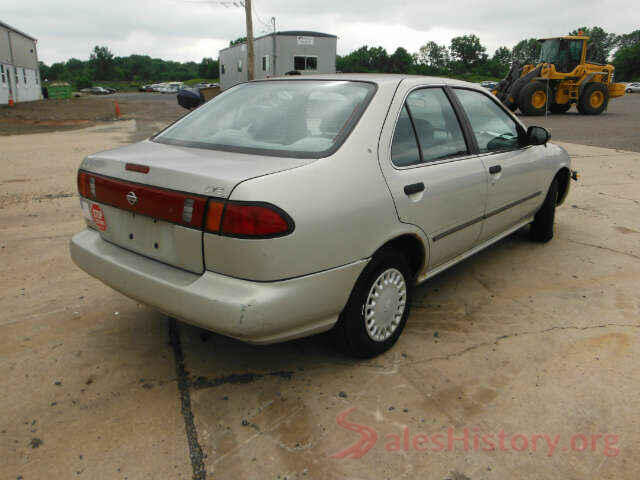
<box><xmin>79</xmin><ymin>140</ymin><xmax>309</xmax><ymax>273</ymax></box>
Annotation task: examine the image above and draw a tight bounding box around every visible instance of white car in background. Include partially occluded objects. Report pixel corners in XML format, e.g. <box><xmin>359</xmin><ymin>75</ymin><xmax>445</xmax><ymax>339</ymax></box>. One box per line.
<box><xmin>626</xmin><ymin>83</ymin><xmax>640</xmax><ymax>93</ymax></box>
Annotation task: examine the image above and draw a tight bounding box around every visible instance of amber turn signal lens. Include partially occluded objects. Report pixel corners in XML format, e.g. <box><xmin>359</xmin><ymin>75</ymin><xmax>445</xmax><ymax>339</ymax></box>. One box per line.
<box><xmin>205</xmin><ymin>200</ymin><xmax>225</xmax><ymax>232</ymax></box>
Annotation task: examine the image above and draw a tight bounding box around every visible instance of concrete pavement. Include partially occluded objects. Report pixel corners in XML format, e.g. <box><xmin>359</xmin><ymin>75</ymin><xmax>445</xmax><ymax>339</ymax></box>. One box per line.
<box><xmin>1</xmin><ymin>122</ymin><xmax>638</xmax><ymax>479</ymax></box>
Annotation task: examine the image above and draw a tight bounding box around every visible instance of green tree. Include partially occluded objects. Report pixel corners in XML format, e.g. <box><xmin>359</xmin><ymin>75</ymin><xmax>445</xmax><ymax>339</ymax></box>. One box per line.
<box><xmin>89</xmin><ymin>46</ymin><xmax>116</xmax><ymax>80</ymax></box>
<box><xmin>511</xmin><ymin>38</ymin><xmax>541</xmax><ymax>65</ymax></box>
<box><xmin>230</xmin><ymin>36</ymin><xmax>247</xmax><ymax>46</ymax></box>
<box><xmin>389</xmin><ymin>47</ymin><xmax>414</xmax><ymax>73</ymax></box>
<box><xmin>450</xmin><ymin>34</ymin><xmax>486</xmax><ymax>66</ymax></box>
<box><xmin>569</xmin><ymin>26</ymin><xmax>617</xmax><ymax>63</ymax></box>
<box><xmin>417</xmin><ymin>41</ymin><xmax>450</xmax><ymax>70</ymax></box>
<box><xmin>48</xmin><ymin>62</ymin><xmax>65</xmax><ymax>81</ymax></box>
<box><xmin>198</xmin><ymin>57</ymin><xmax>219</xmax><ymax>78</ymax></box>
<box><xmin>38</xmin><ymin>61</ymin><xmax>50</xmax><ymax>81</ymax></box>
<box><xmin>612</xmin><ymin>43</ymin><xmax>640</xmax><ymax>81</ymax></box>
<box><xmin>493</xmin><ymin>46</ymin><xmax>512</xmax><ymax>68</ymax></box>
<box><xmin>617</xmin><ymin>29</ymin><xmax>640</xmax><ymax>49</ymax></box>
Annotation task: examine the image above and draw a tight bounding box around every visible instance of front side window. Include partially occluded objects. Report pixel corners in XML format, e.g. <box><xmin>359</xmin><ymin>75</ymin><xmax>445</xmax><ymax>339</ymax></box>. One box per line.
<box><xmin>293</xmin><ymin>56</ymin><xmax>318</xmax><ymax>71</ymax></box>
<box><xmin>454</xmin><ymin>88</ymin><xmax>522</xmax><ymax>153</ymax></box>
<box><xmin>154</xmin><ymin>80</ymin><xmax>376</xmax><ymax>158</ymax></box>
<box><xmin>391</xmin><ymin>88</ymin><xmax>468</xmax><ymax>167</ymax></box>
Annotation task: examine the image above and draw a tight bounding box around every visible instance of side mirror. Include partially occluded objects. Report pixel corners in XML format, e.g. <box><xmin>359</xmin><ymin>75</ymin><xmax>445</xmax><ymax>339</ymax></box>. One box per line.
<box><xmin>527</xmin><ymin>126</ymin><xmax>550</xmax><ymax>146</ymax></box>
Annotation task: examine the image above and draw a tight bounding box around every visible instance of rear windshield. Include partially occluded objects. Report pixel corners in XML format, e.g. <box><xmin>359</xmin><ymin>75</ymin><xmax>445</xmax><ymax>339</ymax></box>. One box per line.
<box><xmin>153</xmin><ymin>80</ymin><xmax>376</xmax><ymax>158</ymax></box>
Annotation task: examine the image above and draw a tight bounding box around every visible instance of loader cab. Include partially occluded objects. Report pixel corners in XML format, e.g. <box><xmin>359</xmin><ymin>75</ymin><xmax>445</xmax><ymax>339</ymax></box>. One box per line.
<box><xmin>538</xmin><ymin>37</ymin><xmax>587</xmax><ymax>73</ymax></box>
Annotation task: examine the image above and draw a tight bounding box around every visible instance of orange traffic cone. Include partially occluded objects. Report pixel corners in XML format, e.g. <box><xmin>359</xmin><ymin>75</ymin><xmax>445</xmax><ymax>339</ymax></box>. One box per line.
<box><xmin>8</xmin><ymin>98</ymin><xmax>14</xmax><ymax>107</ymax></box>
<box><xmin>114</xmin><ymin>101</ymin><xmax>121</xmax><ymax>118</ymax></box>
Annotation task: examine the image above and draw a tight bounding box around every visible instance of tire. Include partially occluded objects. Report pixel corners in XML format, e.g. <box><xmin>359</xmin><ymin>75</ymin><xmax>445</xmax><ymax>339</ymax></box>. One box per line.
<box><xmin>518</xmin><ymin>81</ymin><xmax>548</xmax><ymax>115</ymax></box>
<box><xmin>549</xmin><ymin>102</ymin><xmax>571</xmax><ymax>114</ymax></box>
<box><xmin>530</xmin><ymin>177</ymin><xmax>559</xmax><ymax>243</ymax></box>
<box><xmin>627</xmin><ymin>89</ymin><xmax>632</xmax><ymax>93</ymax></box>
<box><xmin>578</xmin><ymin>82</ymin><xmax>609</xmax><ymax>115</ymax></box>
<box><xmin>333</xmin><ymin>249</ymin><xmax>412</xmax><ymax>358</ymax></box>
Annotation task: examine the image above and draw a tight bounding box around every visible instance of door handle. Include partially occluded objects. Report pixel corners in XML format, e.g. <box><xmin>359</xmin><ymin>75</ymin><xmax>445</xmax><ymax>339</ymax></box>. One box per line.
<box><xmin>404</xmin><ymin>182</ymin><xmax>425</xmax><ymax>195</ymax></box>
<box><xmin>489</xmin><ymin>165</ymin><xmax>502</xmax><ymax>174</ymax></box>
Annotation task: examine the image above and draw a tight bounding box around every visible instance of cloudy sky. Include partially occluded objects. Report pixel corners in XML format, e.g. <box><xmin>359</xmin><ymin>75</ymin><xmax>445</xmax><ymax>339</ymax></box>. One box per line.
<box><xmin>3</xmin><ymin>0</ymin><xmax>637</xmax><ymax>65</ymax></box>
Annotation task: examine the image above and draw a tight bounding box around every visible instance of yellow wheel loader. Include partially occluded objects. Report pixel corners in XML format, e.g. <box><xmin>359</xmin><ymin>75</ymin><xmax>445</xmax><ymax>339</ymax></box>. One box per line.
<box><xmin>493</xmin><ymin>35</ymin><xmax>626</xmax><ymax>115</ymax></box>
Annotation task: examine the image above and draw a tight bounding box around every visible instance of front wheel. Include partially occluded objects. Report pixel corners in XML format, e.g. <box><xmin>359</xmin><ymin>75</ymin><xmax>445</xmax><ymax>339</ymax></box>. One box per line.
<box><xmin>530</xmin><ymin>178</ymin><xmax>559</xmax><ymax>243</ymax></box>
<box><xmin>627</xmin><ymin>89</ymin><xmax>633</xmax><ymax>93</ymax></box>
<box><xmin>333</xmin><ymin>249</ymin><xmax>412</xmax><ymax>358</ymax></box>
<box><xmin>518</xmin><ymin>81</ymin><xmax>548</xmax><ymax>115</ymax></box>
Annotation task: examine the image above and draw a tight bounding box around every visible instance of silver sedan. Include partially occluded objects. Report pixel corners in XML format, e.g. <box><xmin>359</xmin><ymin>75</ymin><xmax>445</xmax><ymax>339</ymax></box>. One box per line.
<box><xmin>70</xmin><ymin>74</ymin><xmax>572</xmax><ymax>357</ymax></box>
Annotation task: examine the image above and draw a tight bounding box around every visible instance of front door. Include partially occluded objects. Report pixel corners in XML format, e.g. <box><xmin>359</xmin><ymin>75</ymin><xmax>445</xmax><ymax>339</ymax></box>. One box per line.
<box><xmin>452</xmin><ymin>88</ymin><xmax>543</xmax><ymax>241</ymax></box>
<box><xmin>379</xmin><ymin>86</ymin><xmax>488</xmax><ymax>269</ymax></box>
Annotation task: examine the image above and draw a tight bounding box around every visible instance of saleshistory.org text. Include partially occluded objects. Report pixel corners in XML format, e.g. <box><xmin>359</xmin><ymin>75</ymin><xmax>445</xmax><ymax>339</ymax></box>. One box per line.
<box><xmin>331</xmin><ymin>408</ymin><xmax>620</xmax><ymax>459</ymax></box>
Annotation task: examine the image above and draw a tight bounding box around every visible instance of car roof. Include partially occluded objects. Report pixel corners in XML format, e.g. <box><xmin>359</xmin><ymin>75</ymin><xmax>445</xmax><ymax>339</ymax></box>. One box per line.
<box><xmin>252</xmin><ymin>73</ymin><xmax>480</xmax><ymax>89</ymax></box>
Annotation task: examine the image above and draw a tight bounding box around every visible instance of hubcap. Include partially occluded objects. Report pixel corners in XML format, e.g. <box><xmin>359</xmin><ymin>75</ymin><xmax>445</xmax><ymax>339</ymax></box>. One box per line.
<box><xmin>531</xmin><ymin>90</ymin><xmax>547</xmax><ymax>109</ymax></box>
<box><xmin>590</xmin><ymin>91</ymin><xmax>604</xmax><ymax>108</ymax></box>
<box><xmin>364</xmin><ymin>268</ymin><xmax>407</xmax><ymax>342</ymax></box>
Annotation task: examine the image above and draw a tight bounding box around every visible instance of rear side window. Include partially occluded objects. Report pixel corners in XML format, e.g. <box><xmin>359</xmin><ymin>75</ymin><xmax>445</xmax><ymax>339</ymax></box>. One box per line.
<box><xmin>391</xmin><ymin>105</ymin><xmax>420</xmax><ymax>167</ymax></box>
<box><xmin>454</xmin><ymin>89</ymin><xmax>522</xmax><ymax>153</ymax></box>
<box><xmin>391</xmin><ymin>88</ymin><xmax>468</xmax><ymax>167</ymax></box>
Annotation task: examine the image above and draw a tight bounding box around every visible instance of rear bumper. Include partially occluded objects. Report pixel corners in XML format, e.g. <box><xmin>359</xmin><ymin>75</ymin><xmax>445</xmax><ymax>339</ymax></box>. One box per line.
<box><xmin>70</xmin><ymin>229</ymin><xmax>367</xmax><ymax>344</ymax></box>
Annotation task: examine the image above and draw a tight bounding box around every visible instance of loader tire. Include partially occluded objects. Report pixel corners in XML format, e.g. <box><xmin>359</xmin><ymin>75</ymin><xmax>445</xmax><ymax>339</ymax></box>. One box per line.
<box><xmin>578</xmin><ymin>83</ymin><xmax>608</xmax><ymax>115</ymax></box>
<box><xmin>550</xmin><ymin>102</ymin><xmax>571</xmax><ymax>114</ymax></box>
<box><xmin>518</xmin><ymin>81</ymin><xmax>548</xmax><ymax>115</ymax></box>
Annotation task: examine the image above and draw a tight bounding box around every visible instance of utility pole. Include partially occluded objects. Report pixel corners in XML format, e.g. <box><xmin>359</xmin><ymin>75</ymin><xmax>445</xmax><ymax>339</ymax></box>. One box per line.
<box><xmin>244</xmin><ymin>0</ymin><xmax>255</xmax><ymax>80</ymax></box>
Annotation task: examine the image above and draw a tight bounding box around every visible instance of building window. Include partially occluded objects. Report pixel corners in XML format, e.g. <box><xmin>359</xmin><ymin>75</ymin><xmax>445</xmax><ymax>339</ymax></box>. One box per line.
<box><xmin>1</xmin><ymin>65</ymin><xmax>5</xmax><ymax>85</ymax></box>
<box><xmin>221</xmin><ymin>64</ymin><xmax>225</xmax><ymax>75</ymax></box>
<box><xmin>15</xmin><ymin>68</ymin><xmax>19</xmax><ymax>85</ymax></box>
<box><xmin>293</xmin><ymin>56</ymin><xmax>318</xmax><ymax>71</ymax></box>
<box><xmin>262</xmin><ymin>55</ymin><xmax>270</xmax><ymax>71</ymax></box>
<box><xmin>237</xmin><ymin>60</ymin><xmax>242</xmax><ymax>72</ymax></box>
<box><xmin>24</xmin><ymin>69</ymin><xmax>28</xmax><ymax>84</ymax></box>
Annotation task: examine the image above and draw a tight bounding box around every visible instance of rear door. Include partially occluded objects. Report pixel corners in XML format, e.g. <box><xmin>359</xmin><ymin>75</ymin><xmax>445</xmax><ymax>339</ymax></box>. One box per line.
<box><xmin>378</xmin><ymin>85</ymin><xmax>488</xmax><ymax>269</ymax></box>
<box><xmin>452</xmin><ymin>88</ymin><xmax>543</xmax><ymax>242</ymax></box>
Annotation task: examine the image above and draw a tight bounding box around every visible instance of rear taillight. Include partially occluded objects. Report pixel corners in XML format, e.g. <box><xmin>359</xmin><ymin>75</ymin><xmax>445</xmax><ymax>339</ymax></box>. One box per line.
<box><xmin>205</xmin><ymin>199</ymin><xmax>293</xmax><ymax>238</ymax></box>
<box><xmin>77</xmin><ymin>170</ymin><xmax>293</xmax><ymax>237</ymax></box>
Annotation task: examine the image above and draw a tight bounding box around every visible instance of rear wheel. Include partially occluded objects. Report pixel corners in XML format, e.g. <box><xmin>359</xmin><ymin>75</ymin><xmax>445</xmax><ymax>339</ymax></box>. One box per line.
<box><xmin>626</xmin><ymin>88</ymin><xmax>632</xmax><ymax>93</ymax></box>
<box><xmin>550</xmin><ymin>102</ymin><xmax>571</xmax><ymax>114</ymax></box>
<box><xmin>530</xmin><ymin>177</ymin><xmax>559</xmax><ymax>243</ymax></box>
<box><xmin>578</xmin><ymin>83</ymin><xmax>608</xmax><ymax>115</ymax></box>
<box><xmin>333</xmin><ymin>249</ymin><xmax>412</xmax><ymax>358</ymax></box>
<box><xmin>518</xmin><ymin>81</ymin><xmax>549</xmax><ymax>115</ymax></box>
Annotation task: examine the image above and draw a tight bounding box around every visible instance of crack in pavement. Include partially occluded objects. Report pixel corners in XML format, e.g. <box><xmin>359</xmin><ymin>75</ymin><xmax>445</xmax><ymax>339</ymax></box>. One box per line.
<box><xmin>168</xmin><ymin>318</ymin><xmax>206</xmax><ymax>480</ymax></box>
<box><xmin>566</xmin><ymin>238</ymin><xmax>640</xmax><ymax>261</ymax></box>
<box><xmin>402</xmin><ymin>322</ymin><xmax>640</xmax><ymax>368</ymax></box>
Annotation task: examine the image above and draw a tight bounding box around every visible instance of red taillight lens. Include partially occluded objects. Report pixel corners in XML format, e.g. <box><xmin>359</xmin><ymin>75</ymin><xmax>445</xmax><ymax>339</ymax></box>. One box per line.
<box><xmin>219</xmin><ymin>202</ymin><xmax>293</xmax><ymax>238</ymax></box>
<box><xmin>78</xmin><ymin>171</ymin><xmax>90</xmax><ymax>198</ymax></box>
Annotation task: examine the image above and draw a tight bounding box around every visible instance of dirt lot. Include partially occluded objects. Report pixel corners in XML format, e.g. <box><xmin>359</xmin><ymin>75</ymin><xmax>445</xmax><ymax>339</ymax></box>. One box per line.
<box><xmin>1</xmin><ymin>96</ymin><xmax>640</xmax><ymax>479</ymax></box>
<box><xmin>0</xmin><ymin>93</ymin><xmax>186</xmax><ymax>139</ymax></box>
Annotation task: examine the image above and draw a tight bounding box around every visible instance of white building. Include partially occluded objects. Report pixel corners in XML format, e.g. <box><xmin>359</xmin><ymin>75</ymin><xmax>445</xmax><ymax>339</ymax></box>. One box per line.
<box><xmin>0</xmin><ymin>20</ymin><xmax>42</xmax><ymax>105</ymax></box>
<box><xmin>219</xmin><ymin>31</ymin><xmax>337</xmax><ymax>90</ymax></box>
